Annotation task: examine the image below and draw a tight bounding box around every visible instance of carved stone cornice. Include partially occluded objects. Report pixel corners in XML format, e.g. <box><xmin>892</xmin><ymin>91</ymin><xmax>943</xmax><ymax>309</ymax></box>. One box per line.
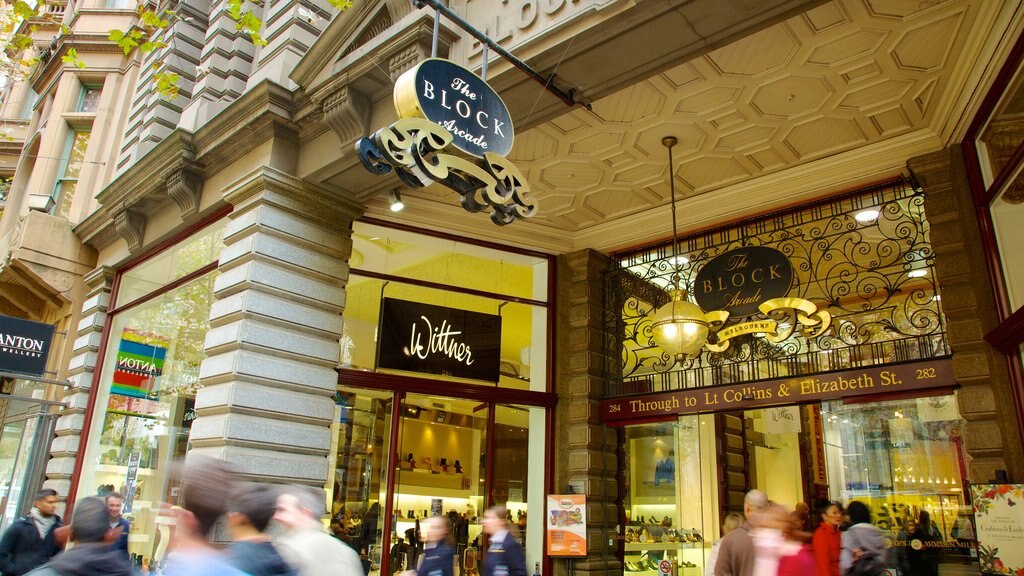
<box><xmin>388</xmin><ymin>40</ymin><xmax>432</xmax><ymax>79</ymax></box>
<box><xmin>167</xmin><ymin>164</ymin><xmax>205</xmax><ymax>218</ymax></box>
<box><xmin>322</xmin><ymin>86</ymin><xmax>370</xmax><ymax>146</ymax></box>
<box><xmin>113</xmin><ymin>209</ymin><xmax>146</xmax><ymax>253</ymax></box>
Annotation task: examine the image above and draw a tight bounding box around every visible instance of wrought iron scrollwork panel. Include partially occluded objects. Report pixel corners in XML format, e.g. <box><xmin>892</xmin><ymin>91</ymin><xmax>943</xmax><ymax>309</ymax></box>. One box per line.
<box><xmin>605</xmin><ymin>179</ymin><xmax>948</xmax><ymax>396</ymax></box>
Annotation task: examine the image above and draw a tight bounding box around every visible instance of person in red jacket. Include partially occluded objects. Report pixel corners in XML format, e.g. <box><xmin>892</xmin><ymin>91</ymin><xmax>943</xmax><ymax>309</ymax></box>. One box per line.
<box><xmin>812</xmin><ymin>501</ymin><xmax>843</xmax><ymax>576</ymax></box>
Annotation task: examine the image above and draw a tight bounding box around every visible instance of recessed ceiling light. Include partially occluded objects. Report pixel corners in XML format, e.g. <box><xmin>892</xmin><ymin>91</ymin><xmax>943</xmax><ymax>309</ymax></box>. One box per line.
<box><xmin>933</xmin><ymin>295</ymin><xmax>941</xmax><ymax>302</ymax></box>
<box><xmin>908</xmin><ymin>269</ymin><xmax>928</xmax><ymax>278</ymax></box>
<box><xmin>668</xmin><ymin>255</ymin><xmax>689</xmax><ymax>266</ymax></box>
<box><xmin>854</xmin><ymin>209</ymin><xmax>880</xmax><ymax>223</ymax></box>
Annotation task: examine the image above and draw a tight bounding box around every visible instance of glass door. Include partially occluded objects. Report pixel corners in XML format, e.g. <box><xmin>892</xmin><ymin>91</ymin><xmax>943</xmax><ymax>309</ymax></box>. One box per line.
<box><xmin>393</xmin><ymin>393</ymin><xmax>488</xmax><ymax>576</ymax></box>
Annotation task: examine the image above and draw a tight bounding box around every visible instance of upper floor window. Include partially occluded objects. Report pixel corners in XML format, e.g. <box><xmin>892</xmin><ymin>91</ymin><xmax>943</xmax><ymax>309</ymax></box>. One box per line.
<box><xmin>78</xmin><ymin>87</ymin><xmax>101</xmax><ymax>113</ymax></box>
<box><xmin>52</xmin><ymin>130</ymin><xmax>90</xmax><ymax>219</ymax></box>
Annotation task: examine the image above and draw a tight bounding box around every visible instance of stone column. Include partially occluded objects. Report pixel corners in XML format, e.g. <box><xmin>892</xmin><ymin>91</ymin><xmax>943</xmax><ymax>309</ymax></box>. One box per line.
<box><xmin>908</xmin><ymin>148</ymin><xmax>1024</xmax><ymax>482</ymax></box>
<box><xmin>555</xmin><ymin>249</ymin><xmax>620</xmax><ymax>576</ymax></box>
<box><xmin>44</xmin><ymin>266</ymin><xmax>115</xmax><ymax>500</ymax></box>
<box><xmin>188</xmin><ymin>167</ymin><xmax>362</xmax><ymax>486</ymax></box>
<box><xmin>249</xmin><ymin>0</ymin><xmax>335</xmax><ymax>88</ymax></box>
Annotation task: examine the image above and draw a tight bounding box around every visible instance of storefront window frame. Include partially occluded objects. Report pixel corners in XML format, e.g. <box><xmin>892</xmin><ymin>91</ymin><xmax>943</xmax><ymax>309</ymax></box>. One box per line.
<box><xmin>962</xmin><ymin>30</ymin><xmax>1024</xmax><ymax>453</ymax></box>
<box><xmin>65</xmin><ymin>207</ymin><xmax>231</xmax><ymax>511</ymax></box>
<box><xmin>338</xmin><ymin>218</ymin><xmax>557</xmax><ymax>576</ymax></box>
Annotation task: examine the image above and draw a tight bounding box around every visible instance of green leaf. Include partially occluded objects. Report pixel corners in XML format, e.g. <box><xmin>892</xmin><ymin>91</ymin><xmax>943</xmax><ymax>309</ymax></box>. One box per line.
<box><xmin>61</xmin><ymin>48</ymin><xmax>87</xmax><ymax>69</ymax></box>
<box><xmin>13</xmin><ymin>1</ymin><xmax>37</xmax><ymax>20</ymax></box>
<box><xmin>153</xmin><ymin>70</ymin><xmax>180</xmax><ymax>99</ymax></box>
<box><xmin>12</xmin><ymin>33</ymin><xmax>33</xmax><ymax>51</ymax></box>
<box><xmin>108</xmin><ymin>29</ymin><xmax>125</xmax><ymax>42</ymax></box>
<box><xmin>60</xmin><ymin>24</ymin><xmax>72</xmax><ymax>36</ymax></box>
<box><xmin>140</xmin><ymin>9</ymin><xmax>169</xmax><ymax>29</ymax></box>
<box><xmin>328</xmin><ymin>0</ymin><xmax>353</xmax><ymax>9</ymax></box>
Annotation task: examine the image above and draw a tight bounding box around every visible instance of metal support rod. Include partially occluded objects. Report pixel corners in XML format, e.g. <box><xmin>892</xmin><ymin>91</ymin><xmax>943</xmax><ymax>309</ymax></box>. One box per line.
<box><xmin>664</xmin><ymin>136</ymin><xmax>681</xmax><ymax>289</ymax></box>
<box><xmin>481</xmin><ymin>43</ymin><xmax>488</xmax><ymax>80</ymax></box>
<box><xmin>431</xmin><ymin>7</ymin><xmax>440</xmax><ymax>58</ymax></box>
<box><xmin>412</xmin><ymin>0</ymin><xmax>584</xmax><ymax>109</ymax></box>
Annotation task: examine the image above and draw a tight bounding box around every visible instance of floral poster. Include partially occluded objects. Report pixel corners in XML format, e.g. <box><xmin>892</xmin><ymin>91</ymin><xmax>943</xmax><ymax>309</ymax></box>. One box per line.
<box><xmin>972</xmin><ymin>483</ymin><xmax>1024</xmax><ymax>575</ymax></box>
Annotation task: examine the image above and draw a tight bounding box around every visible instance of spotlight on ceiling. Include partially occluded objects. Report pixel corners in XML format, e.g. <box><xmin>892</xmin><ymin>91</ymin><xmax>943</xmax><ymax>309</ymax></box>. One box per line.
<box><xmin>854</xmin><ymin>209</ymin><xmax>879</xmax><ymax>223</ymax></box>
<box><xmin>908</xmin><ymin>269</ymin><xmax>928</xmax><ymax>278</ymax></box>
<box><xmin>388</xmin><ymin>189</ymin><xmax>404</xmax><ymax>212</ymax></box>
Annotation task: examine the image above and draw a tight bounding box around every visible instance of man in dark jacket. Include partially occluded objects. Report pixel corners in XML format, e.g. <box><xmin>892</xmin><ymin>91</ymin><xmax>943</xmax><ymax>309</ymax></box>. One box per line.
<box><xmin>0</xmin><ymin>489</ymin><xmax>65</xmax><ymax>576</ymax></box>
<box><xmin>24</xmin><ymin>496</ymin><xmax>131</xmax><ymax>576</ymax></box>
<box><xmin>105</xmin><ymin>492</ymin><xmax>130</xmax><ymax>557</ymax></box>
<box><xmin>225</xmin><ymin>483</ymin><xmax>296</xmax><ymax>576</ymax></box>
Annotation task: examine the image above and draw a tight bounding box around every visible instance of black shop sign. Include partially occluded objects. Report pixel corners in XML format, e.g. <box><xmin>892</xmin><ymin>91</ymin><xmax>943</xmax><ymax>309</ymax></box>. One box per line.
<box><xmin>693</xmin><ymin>246</ymin><xmax>794</xmax><ymax>318</ymax></box>
<box><xmin>394</xmin><ymin>58</ymin><xmax>515</xmax><ymax>157</ymax></box>
<box><xmin>0</xmin><ymin>314</ymin><xmax>55</xmax><ymax>377</ymax></box>
<box><xmin>377</xmin><ymin>298</ymin><xmax>502</xmax><ymax>382</ymax></box>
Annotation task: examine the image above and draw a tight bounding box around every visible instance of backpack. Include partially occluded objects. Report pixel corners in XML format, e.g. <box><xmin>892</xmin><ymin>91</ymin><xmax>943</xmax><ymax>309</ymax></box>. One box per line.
<box><xmin>846</xmin><ymin>528</ymin><xmax>887</xmax><ymax>576</ymax></box>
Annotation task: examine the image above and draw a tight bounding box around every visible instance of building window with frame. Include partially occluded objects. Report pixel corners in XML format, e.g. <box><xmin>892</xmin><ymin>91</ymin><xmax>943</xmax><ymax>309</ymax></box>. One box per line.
<box><xmin>78</xmin><ymin>86</ymin><xmax>102</xmax><ymax>113</ymax></box>
<box><xmin>52</xmin><ymin>130</ymin><xmax>90</xmax><ymax>219</ymax></box>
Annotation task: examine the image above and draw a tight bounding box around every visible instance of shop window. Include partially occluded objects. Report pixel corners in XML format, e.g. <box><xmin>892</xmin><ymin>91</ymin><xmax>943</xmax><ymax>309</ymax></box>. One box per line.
<box><xmin>822</xmin><ymin>394</ymin><xmax>973</xmax><ymax>571</ymax></box>
<box><xmin>77</xmin><ymin>86</ymin><xmax>102</xmax><ymax>113</ymax></box>
<box><xmin>623</xmin><ymin>417</ymin><xmax>715</xmax><ymax>576</ymax></box>
<box><xmin>114</xmin><ymin>222</ymin><xmax>225</xmax><ymax>308</ymax></box>
<box><xmin>330</xmin><ymin>387</ymin><xmax>395</xmax><ymax>574</ymax></box>
<box><xmin>51</xmin><ymin>130</ymin><xmax>90</xmax><ymax>219</ymax></box>
<box><xmin>492</xmin><ymin>404</ymin><xmax>544</xmax><ymax>569</ymax></box>
<box><xmin>76</xmin><ymin>221</ymin><xmax>224</xmax><ymax>571</ymax></box>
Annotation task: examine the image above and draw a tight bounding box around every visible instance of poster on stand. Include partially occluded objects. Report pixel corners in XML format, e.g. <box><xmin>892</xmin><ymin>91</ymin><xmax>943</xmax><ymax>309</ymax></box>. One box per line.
<box><xmin>547</xmin><ymin>494</ymin><xmax>586</xmax><ymax>557</ymax></box>
<box><xmin>972</xmin><ymin>483</ymin><xmax>1024</xmax><ymax>575</ymax></box>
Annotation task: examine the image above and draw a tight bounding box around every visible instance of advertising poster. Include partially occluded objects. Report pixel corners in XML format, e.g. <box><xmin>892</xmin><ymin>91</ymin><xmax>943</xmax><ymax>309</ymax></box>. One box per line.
<box><xmin>111</xmin><ymin>328</ymin><xmax>169</xmax><ymax>398</ymax></box>
<box><xmin>972</xmin><ymin>483</ymin><xmax>1024</xmax><ymax>575</ymax></box>
<box><xmin>547</xmin><ymin>494</ymin><xmax>586</xmax><ymax>557</ymax></box>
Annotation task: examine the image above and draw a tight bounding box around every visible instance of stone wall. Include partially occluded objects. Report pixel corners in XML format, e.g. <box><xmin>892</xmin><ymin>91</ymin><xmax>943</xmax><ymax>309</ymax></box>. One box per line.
<box><xmin>555</xmin><ymin>249</ymin><xmax>620</xmax><ymax>576</ymax></box>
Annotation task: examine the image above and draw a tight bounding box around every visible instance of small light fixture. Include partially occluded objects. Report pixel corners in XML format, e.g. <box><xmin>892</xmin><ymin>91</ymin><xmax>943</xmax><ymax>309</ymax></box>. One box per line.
<box><xmin>908</xmin><ymin>269</ymin><xmax>928</xmax><ymax>278</ymax></box>
<box><xmin>388</xmin><ymin>189</ymin><xmax>404</xmax><ymax>212</ymax></box>
<box><xmin>854</xmin><ymin>209</ymin><xmax>879</xmax><ymax>222</ymax></box>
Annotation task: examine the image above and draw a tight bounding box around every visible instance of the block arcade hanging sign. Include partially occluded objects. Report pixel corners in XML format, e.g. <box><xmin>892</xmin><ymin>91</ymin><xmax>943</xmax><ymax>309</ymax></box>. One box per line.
<box><xmin>0</xmin><ymin>314</ymin><xmax>56</xmax><ymax>377</ymax></box>
<box><xmin>600</xmin><ymin>358</ymin><xmax>953</xmax><ymax>425</ymax></box>
<box><xmin>357</xmin><ymin>58</ymin><xmax>536</xmax><ymax>226</ymax></box>
<box><xmin>692</xmin><ymin>246</ymin><xmax>831</xmax><ymax>353</ymax></box>
<box><xmin>377</xmin><ymin>298</ymin><xmax>502</xmax><ymax>382</ymax></box>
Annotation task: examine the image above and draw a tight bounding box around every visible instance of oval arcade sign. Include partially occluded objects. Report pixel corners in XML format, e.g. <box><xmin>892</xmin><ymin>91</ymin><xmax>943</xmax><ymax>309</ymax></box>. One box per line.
<box><xmin>394</xmin><ymin>58</ymin><xmax>515</xmax><ymax>158</ymax></box>
<box><xmin>693</xmin><ymin>246</ymin><xmax>794</xmax><ymax>318</ymax></box>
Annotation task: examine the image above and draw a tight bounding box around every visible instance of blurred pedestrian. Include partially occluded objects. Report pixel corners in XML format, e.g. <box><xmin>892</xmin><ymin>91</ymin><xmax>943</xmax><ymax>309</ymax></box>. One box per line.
<box><xmin>163</xmin><ymin>456</ymin><xmax>249</xmax><ymax>576</ymax></box>
<box><xmin>777</xmin><ymin>508</ymin><xmax>815</xmax><ymax>576</ymax></box>
<box><xmin>274</xmin><ymin>485</ymin><xmax>364</xmax><ymax>576</ymax></box>
<box><xmin>705</xmin><ymin>512</ymin><xmax>743</xmax><ymax>576</ymax></box>
<box><xmin>416</xmin><ymin>517</ymin><xmax>456</xmax><ymax>576</ymax></box>
<box><xmin>481</xmin><ymin>506</ymin><xmax>526</xmax><ymax>576</ymax></box>
<box><xmin>812</xmin><ymin>501</ymin><xmax>842</xmax><ymax>576</ymax></box>
<box><xmin>895</xmin><ymin>517</ymin><xmax>916</xmax><ymax>575</ymax></box>
<box><xmin>906</xmin><ymin>511</ymin><xmax>940</xmax><ymax>576</ymax></box>
<box><xmin>0</xmin><ymin>489</ymin><xmax>65</xmax><ymax>576</ymax></box>
<box><xmin>24</xmin><ymin>496</ymin><xmax>131</xmax><ymax>576</ymax></box>
<box><xmin>105</xmin><ymin>493</ymin><xmax>130</xmax><ymax>557</ymax></box>
<box><xmin>714</xmin><ymin>489</ymin><xmax>768</xmax><ymax>576</ymax></box>
<box><xmin>226</xmin><ymin>483</ymin><xmax>297</xmax><ymax>576</ymax></box>
<box><xmin>840</xmin><ymin>501</ymin><xmax>887</xmax><ymax>576</ymax></box>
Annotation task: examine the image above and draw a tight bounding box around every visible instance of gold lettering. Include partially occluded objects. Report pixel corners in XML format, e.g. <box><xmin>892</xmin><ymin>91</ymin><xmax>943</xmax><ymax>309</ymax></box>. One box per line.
<box><xmin>725</xmin><ymin>253</ymin><xmax>749</xmax><ymax>271</ymax></box>
<box><xmin>702</xmin><ymin>280</ymin><xmax>713</xmax><ymax>294</ymax></box>
<box><xmin>769</xmin><ymin>265</ymin><xmax>782</xmax><ymax>279</ymax></box>
<box><xmin>751</xmin><ymin>268</ymin><xmax>764</xmax><ymax>282</ymax></box>
<box><xmin>731</xmin><ymin>272</ymin><xmax>745</xmax><ymax>287</ymax></box>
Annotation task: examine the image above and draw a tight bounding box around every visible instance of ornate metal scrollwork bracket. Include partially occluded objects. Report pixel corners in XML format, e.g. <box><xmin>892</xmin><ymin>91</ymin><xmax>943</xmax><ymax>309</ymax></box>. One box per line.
<box><xmin>355</xmin><ymin>118</ymin><xmax>538</xmax><ymax>226</ymax></box>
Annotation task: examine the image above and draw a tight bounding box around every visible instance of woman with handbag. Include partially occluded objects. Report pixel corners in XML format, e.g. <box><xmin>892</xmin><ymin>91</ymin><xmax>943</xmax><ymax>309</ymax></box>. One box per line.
<box><xmin>840</xmin><ymin>502</ymin><xmax>889</xmax><ymax>576</ymax></box>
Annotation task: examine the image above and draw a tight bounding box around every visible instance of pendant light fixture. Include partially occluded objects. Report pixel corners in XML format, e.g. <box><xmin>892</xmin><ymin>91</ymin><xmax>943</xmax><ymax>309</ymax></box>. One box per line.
<box><xmin>649</xmin><ymin>136</ymin><xmax>710</xmax><ymax>362</ymax></box>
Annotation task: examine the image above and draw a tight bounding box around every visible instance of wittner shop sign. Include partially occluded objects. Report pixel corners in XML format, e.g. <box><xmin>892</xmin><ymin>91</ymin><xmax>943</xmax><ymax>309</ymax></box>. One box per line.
<box><xmin>599</xmin><ymin>359</ymin><xmax>953</xmax><ymax>424</ymax></box>
<box><xmin>377</xmin><ymin>298</ymin><xmax>502</xmax><ymax>382</ymax></box>
<box><xmin>0</xmin><ymin>314</ymin><xmax>56</xmax><ymax>377</ymax></box>
<box><xmin>357</xmin><ymin>58</ymin><xmax>536</xmax><ymax>225</ymax></box>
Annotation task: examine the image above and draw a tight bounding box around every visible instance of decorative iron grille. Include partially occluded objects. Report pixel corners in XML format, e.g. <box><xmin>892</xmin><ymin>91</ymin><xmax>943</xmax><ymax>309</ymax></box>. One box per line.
<box><xmin>604</xmin><ymin>178</ymin><xmax>949</xmax><ymax>397</ymax></box>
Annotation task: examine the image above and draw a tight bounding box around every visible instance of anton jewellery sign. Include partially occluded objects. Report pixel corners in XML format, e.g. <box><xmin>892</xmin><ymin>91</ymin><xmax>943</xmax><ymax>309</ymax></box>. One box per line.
<box><xmin>357</xmin><ymin>58</ymin><xmax>536</xmax><ymax>226</ymax></box>
<box><xmin>377</xmin><ymin>298</ymin><xmax>502</xmax><ymax>382</ymax></box>
<box><xmin>600</xmin><ymin>358</ymin><xmax>953</xmax><ymax>425</ymax></box>
<box><xmin>694</xmin><ymin>246</ymin><xmax>793</xmax><ymax>317</ymax></box>
<box><xmin>395</xmin><ymin>59</ymin><xmax>514</xmax><ymax>158</ymax></box>
<box><xmin>0</xmin><ymin>314</ymin><xmax>55</xmax><ymax>377</ymax></box>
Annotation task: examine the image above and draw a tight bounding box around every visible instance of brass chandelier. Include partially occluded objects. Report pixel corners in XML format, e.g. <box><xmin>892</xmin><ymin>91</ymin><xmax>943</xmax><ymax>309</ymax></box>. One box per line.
<box><xmin>649</xmin><ymin>136</ymin><xmax>710</xmax><ymax>362</ymax></box>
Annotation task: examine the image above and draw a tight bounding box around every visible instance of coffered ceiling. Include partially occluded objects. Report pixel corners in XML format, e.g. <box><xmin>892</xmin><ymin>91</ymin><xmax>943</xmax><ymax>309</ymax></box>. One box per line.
<box><xmin>508</xmin><ymin>0</ymin><xmax>977</xmax><ymax>233</ymax></box>
<box><xmin>336</xmin><ymin>0</ymin><xmax>1019</xmax><ymax>254</ymax></box>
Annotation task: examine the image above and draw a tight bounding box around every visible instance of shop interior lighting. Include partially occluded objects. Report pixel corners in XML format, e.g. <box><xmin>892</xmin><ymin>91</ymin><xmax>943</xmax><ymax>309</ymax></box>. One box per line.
<box><xmin>908</xmin><ymin>269</ymin><xmax>928</xmax><ymax>278</ymax></box>
<box><xmin>854</xmin><ymin>209</ymin><xmax>880</xmax><ymax>222</ymax></box>
<box><xmin>388</xmin><ymin>189</ymin><xmax>405</xmax><ymax>212</ymax></box>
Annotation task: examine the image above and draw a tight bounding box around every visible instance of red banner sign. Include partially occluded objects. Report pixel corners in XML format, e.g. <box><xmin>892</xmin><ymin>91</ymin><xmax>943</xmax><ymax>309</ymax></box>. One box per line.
<box><xmin>600</xmin><ymin>359</ymin><xmax>953</xmax><ymax>425</ymax></box>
